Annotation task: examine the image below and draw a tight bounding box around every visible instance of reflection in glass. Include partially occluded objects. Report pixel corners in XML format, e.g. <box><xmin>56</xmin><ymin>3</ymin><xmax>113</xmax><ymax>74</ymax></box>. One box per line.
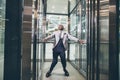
<box><xmin>32</xmin><ymin>0</ymin><xmax>44</xmax><ymax>79</ymax></box>
<box><xmin>70</xmin><ymin>0</ymin><xmax>76</xmax><ymax>12</ymax></box>
<box><xmin>80</xmin><ymin>0</ymin><xmax>87</xmax><ymax>76</ymax></box>
<box><xmin>69</xmin><ymin>7</ymin><xmax>78</xmax><ymax>67</ymax></box>
<box><xmin>69</xmin><ymin>44</ymin><xmax>77</xmax><ymax>65</ymax></box>
<box><xmin>0</xmin><ymin>0</ymin><xmax>6</xmax><ymax>79</ymax></box>
<box><xmin>45</xmin><ymin>43</ymin><xmax>53</xmax><ymax>60</ymax></box>
<box><xmin>70</xmin><ymin>9</ymin><xmax>77</xmax><ymax>37</ymax></box>
<box><xmin>69</xmin><ymin>0</ymin><xmax>87</xmax><ymax>77</ymax></box>
<box><xmin>99</xmin><ymin>0</ymin><xmax>109</xmax><ymax>80</ymax></box>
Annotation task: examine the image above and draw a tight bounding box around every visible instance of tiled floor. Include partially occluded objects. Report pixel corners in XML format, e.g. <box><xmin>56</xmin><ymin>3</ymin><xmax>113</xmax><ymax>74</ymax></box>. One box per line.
<box><xmin>42</xmin><ymin>62</ymin><xmax>85</xmax><ymax>80</ymax></box>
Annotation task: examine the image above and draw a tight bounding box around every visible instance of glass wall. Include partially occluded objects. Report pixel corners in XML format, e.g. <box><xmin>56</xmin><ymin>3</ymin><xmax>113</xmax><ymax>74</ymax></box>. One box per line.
<box><xmin>70</xmin><ymin>8</ymin><xmax>77</xmax><ymax>36</ymax></box>
<box><xmin>70</xmin><ymin>0</ymin><xmax>76</xmax><ymax>12</ymax></box>
<box><xmin>0</xmin><ymin>0</ymin><xmax>6</xmax><ymax>79</ymax></box>
<box><xmin>99</xmin><ymin>0</ymin><xmax>109</xmax><ymax>80</ymax></box>
<box><xmin>80</xmin><ymin>0</ymin><xmax>87</xmax><ymax>76</ymax></box>
<box><xmin>36</xmin><ymin>0</ymin><xmax>44</xmax><ymax>79</ymax></box>
<box><xmin>31</xmin><ymin>0</ymin><xmax>44</xmax><ymax>79</ymax></box>
<box><xmin>87</xmin><ymin>0</ymin><xmax>118</xmax><ymax>79</ymax></box>
<box><xmin>69</xmin><ymin>0</ymin><xmax>87</xmax><ymax>77</ymax></box>
<box><xmin>69</xmin><ymin>7</ymin><xmax>78</xmax><ymax>66</ymax></box>
<box><xmin>69</xmin><ymin>7</ymin><xmax>79</xmax><ymax>67</ymax></box>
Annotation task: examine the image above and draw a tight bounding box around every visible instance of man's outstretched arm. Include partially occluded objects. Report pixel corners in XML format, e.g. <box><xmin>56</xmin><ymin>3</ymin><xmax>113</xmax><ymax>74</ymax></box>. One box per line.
<box><xmin>43</xmin><ymin>33</ymin><xmax>55</xmax><ymax>41</ymax></box>
<box><xmin>67</xmin><ymin>33</ymin><xmax>84</xmax><ymax>44</ymax></box>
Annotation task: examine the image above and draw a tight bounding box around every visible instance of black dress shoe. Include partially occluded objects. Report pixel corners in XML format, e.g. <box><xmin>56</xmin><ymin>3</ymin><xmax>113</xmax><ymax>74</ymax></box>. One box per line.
<box><xmin>64</xmin><ymin>70</ymin><xmax>69</xmax><ymax>76</ymax></box>
<box><xmin>46</xmin><ymin>72</ymin><xmax>51</xmax><ymax>77</ymax></box>
<box><xmin>65</xmin><ymin>71</ymin><xmax>69</xmax><ymax>76</ymax></box>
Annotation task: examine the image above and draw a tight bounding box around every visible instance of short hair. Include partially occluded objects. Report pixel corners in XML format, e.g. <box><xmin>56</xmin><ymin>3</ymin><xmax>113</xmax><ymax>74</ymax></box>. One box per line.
<box><xmin>58</xmin><ymin>24</ymin><xmax>64</xmax><ymax>30</ymax></box>
<box><xmin>59</xmin><ymin>24</ymin><xmax>64</xmax><ymax>27</ymax></box>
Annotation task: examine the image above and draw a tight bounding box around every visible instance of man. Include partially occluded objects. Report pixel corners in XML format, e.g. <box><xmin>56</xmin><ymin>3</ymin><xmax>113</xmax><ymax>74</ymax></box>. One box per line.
<box><xmin>43</xmin><ymin>25</ymin><xmax>83</xmax><ymax>77</ymax></box>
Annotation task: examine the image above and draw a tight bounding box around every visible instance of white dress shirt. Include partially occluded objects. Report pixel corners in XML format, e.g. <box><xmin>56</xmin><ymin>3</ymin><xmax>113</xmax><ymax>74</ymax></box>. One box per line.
<box><xmin>44</xmin><ymin>30</ymin><xmax>79</xmax><ymax>49</ymax></box>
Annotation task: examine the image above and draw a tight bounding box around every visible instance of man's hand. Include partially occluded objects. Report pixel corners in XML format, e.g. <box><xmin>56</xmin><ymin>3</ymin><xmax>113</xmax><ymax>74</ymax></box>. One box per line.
<box><xmin>43</xmin><ymin>38</ymin><xmax>47</xmax><ymax>42</ymax></box>
<box><xmin>78</xmin><ymin>40</ymin><xmax>85</xmax><ymax>44</ymax></box>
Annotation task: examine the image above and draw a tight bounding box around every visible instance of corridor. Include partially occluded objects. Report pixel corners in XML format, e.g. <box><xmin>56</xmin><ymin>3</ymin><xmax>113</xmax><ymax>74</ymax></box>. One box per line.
<box><xmin>42</xmin><ymin>62</ymin><xmax>85</xmax><ymax>80</ymax></box>
<box><xmin>0</xmin><ymin>0</ymin><xmax>119</xmax><ymax>80</ymax></box>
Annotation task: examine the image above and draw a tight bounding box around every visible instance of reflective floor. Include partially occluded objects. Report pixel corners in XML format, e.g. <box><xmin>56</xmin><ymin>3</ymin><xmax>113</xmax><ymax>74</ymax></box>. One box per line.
<box><xmin>42</xmin><ymin>62</ymin><xmax>85</xmax><ymax>80</ymax></box>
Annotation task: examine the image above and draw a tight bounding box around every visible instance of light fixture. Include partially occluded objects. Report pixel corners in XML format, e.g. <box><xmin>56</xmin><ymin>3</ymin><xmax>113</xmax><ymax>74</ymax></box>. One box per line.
<box><xmin>64</xmin><ymin>7</ymin><xmax>67</xmax><ymax>10</ymax></box>
<box><xmin>52</xmin><ymin>6</ymin><xmax>55</xmax><ymax>9</ymax></box>
<box><xmin>52</xmin><ymin>10</ymin><xmax>54</xmax><ymax>13</ymax></box>
<box><xmin>62</xmin><ymin>11</ymin><xmax>65</xmax><ymax>13</ymax></box>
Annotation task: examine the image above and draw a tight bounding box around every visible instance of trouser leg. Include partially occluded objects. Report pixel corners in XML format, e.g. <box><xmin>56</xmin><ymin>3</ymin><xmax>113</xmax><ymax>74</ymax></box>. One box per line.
<box><xmin>59</xmin><ymin>51</ymin><xmax>67</xmax><ymax>72</ymax></box>
<box><xmin>49</xmin><ymin>51</ymin><xmax>58</xmax><ymax>73</ymax></box>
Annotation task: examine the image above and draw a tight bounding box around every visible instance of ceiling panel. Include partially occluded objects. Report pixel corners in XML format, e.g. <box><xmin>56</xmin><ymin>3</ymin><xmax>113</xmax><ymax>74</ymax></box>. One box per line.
<box><xmin>47</xmin><ymin>0</ymin><xmax>68</xmax><ymax>14</ymax></box>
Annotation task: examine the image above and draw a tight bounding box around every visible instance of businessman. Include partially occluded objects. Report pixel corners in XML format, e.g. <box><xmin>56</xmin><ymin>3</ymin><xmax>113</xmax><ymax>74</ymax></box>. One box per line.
<box><xmin>43</xmin><ymin>24</ymin><xmax>83</xmax><ymax>77</ymax></box>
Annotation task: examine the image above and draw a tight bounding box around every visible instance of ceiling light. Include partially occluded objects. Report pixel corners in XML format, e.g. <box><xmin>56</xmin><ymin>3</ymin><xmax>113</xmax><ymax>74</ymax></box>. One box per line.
<box><xmin>52</xmin><ymin>10</ymin><xmax>54</xmax><ymax>12</ymax></box>
<box><xmin>62</xmin><ymin>11</ymin><xmax>65</xmax><ymax>13</ymax></box>
<box><xmin>52</xmin><ymin>6</ymin><xmax>55</xmax><ymax>9</ymax></box>
<box><xmin>64</xmin><ymin>7</ymin><xmax>67</xmax><ymax>10</ymax></box>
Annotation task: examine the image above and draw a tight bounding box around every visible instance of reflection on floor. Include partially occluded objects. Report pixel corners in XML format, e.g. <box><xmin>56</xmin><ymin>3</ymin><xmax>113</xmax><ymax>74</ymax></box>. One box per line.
<box><xmin>42</xmin><ymin>62</ymin><xmax>85</xmax><ymax>80</ymax></box>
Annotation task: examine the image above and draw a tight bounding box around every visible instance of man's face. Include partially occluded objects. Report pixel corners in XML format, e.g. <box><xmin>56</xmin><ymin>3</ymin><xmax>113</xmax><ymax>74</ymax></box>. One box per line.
<box><xmin>58</xmin><ymin>25</ymin><xmax>64</xmax><ymax>30</ymax></box>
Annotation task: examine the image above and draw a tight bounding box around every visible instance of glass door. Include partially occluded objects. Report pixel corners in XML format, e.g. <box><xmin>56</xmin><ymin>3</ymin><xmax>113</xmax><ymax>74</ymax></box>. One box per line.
<box><xmin>0</xmin><ymin>0</ymin><xmax>6</xmax><ymax>80</ymax></box>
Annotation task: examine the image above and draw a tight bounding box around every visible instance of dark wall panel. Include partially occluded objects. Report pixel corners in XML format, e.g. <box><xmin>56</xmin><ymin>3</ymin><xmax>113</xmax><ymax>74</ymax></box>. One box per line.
<box><xmin>4</xmin><ymin>0</ymin><xmax>23</xmax><ymax>80</ymax></box>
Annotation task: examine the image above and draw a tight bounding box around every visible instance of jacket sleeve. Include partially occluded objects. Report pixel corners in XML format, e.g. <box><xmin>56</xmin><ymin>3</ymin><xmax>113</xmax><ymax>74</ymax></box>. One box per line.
<box><xmin>67</xmin><ymin>33</ymin><xmax>79</xmax><ymax>42</ymax></box>
<box><xmin>44</xmin><ymin>32</ymin><xmax>55</xmax><ymax>41</ymax></box>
